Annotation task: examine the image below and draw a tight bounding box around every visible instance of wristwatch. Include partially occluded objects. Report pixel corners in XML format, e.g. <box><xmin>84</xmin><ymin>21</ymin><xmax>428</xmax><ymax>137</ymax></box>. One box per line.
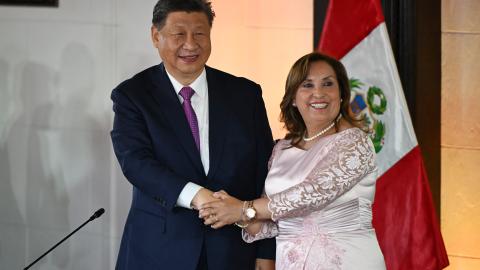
<box><xmin>244</xmin><ymin>200</ymin><xmax>256</xmax><ymax>220</ymax></box>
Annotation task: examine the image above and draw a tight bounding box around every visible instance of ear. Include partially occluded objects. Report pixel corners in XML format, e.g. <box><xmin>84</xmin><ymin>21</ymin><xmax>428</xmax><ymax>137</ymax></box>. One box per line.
<box><xmin>151</xmin><ymin>25</ymin><xmax>160</xmax><ymax>48</ymax></box>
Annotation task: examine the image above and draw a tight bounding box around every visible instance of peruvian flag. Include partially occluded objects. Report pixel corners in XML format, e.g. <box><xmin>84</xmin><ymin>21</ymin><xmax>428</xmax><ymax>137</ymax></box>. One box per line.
<box><xmin>317</xmin><ymin>0</ymin><xmax>449</xmax><ymax>269</ymax></box>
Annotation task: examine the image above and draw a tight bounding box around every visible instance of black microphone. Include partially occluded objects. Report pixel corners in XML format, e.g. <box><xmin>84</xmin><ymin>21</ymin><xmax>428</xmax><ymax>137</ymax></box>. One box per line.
<box><xmin>24</xmin><ymin>208</ymin><xmax>106</xmax><ymax>270</ymax></box>
<box><xmin>88</xmin><ymin>208</ymin><xmax>105</xmax><ymax>221</ymax></box>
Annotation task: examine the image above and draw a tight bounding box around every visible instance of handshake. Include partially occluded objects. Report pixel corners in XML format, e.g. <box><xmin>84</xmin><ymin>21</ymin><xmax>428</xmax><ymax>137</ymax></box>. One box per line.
<box><xmin>191</xmin><ymin>188</ymin><xmax>255</xmax><ymax>229</ymax></box>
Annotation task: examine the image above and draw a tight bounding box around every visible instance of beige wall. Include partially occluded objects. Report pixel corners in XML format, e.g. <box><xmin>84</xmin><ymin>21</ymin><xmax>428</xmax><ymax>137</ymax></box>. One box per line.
<box><xmin>208</xmin><ymin>0</ymin><xmax>313</xmax><ymax>139</ymax></box>
<box><xmin>442</xmin><ymin>0</ymin><xmax>480</xmax><ymax>269</ymax></box>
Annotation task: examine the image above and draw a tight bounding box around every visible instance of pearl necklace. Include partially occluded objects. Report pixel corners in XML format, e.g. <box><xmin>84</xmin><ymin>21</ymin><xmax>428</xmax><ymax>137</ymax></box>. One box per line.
<box><xmin>303</xmin><ymin>121</ymin><xmax>336</xmax><ymax>142</ymax></box>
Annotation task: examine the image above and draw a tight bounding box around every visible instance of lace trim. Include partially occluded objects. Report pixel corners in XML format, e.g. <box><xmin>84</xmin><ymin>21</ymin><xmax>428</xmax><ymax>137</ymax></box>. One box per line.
<box><xmin>242</xmin><ymin>221</ymin><xmax>279</xmax><ymax>243</ymax></box>
<box><xmin>268</xmin><ymin>129</ymin><xmax>376</xmax><ymax>221</ymax></box>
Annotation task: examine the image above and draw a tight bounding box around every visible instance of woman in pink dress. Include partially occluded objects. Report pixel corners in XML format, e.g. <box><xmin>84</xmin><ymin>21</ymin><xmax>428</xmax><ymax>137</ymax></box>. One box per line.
<box><xmin>200</xmin><ymin>52</ymin><xmax>386</xmax><ymax>270</ymax></box>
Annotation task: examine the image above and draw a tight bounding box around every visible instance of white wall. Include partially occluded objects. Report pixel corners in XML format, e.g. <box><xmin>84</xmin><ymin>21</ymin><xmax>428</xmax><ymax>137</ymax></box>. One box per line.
<box><xmin>0</xmin><ymin>1</ymin><xmax>312</xmax><ymax>269</ymax></box>
<box><xmin>0</xmin><ymin>1</ymin><xmax>158</xmax><ymax>269</ymax></box>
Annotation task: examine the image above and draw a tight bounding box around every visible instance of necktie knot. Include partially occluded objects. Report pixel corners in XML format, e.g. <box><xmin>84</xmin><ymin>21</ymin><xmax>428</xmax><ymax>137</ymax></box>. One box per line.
<box><xmin>179</xmin><ymin>86</ymin><xmax>195</xmax><ymax>101</ymax></box>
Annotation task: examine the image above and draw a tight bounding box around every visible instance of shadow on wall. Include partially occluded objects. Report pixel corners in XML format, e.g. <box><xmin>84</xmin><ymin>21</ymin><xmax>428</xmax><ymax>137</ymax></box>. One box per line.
<box><xmin>0</xmin><ymin>58</ymin><xmax>26</xmax><ymax>270</ymax></box>
<box><xmin>24</xmin><ymin>60</ymin><xmax>70</xmax><ymax>270</ymax></box>
<box><xmin>49</xmin><ymin>42</ymin><xmax>113</xmax><ymax>269</ymax></box>
<box><xmin>0</xmin><ymin>42</ymin><xmax>113</xmax><ymax>269</ymax></box>
<box><xmin>0</xmin><ymin>58</ymin><xmax>68</xmax><ymax>269</ymax></box>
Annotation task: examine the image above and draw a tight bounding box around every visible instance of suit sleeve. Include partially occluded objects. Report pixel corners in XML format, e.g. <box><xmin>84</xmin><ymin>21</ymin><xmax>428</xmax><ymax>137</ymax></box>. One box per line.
<box><xmin>110</xmin><ymin>88</ymin><xmax>187</xmax><ymax>211</ymax></box>
<box><xmin>251</xmin><ymin>85</ymin><xmax>276</xmax><ymax>260</ymax></box>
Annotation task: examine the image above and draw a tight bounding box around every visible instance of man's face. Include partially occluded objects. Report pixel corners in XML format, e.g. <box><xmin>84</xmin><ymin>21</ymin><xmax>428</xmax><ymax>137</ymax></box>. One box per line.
<box><xmin>151</xmin><ymin>11</ymin><xmax>211</xmax><ymax>85</ymax></box>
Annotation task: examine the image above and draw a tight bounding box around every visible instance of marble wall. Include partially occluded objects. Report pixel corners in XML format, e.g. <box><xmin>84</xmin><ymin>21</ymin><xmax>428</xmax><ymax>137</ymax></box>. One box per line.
<box><xmin>442</xmin><ymin>0</ymin><xmax>480</xmax><ymax>269</ymax></box>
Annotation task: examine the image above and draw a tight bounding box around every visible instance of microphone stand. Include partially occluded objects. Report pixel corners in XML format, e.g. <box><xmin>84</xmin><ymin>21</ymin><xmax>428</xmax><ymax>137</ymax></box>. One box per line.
<box><xmin>24</xmin><ymin>208</ymin><xmax>105</xmax><ymax>270</ymax></box>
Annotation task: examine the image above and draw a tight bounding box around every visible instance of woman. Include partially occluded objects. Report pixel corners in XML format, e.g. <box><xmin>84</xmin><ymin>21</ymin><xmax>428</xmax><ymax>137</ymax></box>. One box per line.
<box><xmin>199</xmin><ymin>52</ymin><xmax>386</xmax><ymax>269</ymax></box>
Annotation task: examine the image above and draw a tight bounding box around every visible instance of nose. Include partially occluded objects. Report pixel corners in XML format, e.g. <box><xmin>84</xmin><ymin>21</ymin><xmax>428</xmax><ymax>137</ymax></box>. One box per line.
<box><xmin>312</xmin><ymin>85</ymin><xmax>324</xmax><ymax>97</ymax></box>
<box><xmin>183</xmin><ymin>33</ymin><xmax>199</xmax><ymax>50</ymax></box>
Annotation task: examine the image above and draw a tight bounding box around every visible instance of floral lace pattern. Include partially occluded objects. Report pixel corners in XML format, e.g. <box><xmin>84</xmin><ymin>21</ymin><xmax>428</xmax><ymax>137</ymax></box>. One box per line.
<box><xmin>268</xmin><ymin>129</ymin><xmax>376</xmax><ymax>221</ymax></box>
<box><xmin>277</xmin><ymin>233</ymin><xmax>345</xmax><ymax>270</ymax></box>
<box><xmin>242</xmin><ymin>190</ymin><xmax>279</xmax><ymax>242</ymax></box>
<box><xmin>242</xmin><ymin>220</ymin><xmax>279</xmax><ymax>243</ymax></box>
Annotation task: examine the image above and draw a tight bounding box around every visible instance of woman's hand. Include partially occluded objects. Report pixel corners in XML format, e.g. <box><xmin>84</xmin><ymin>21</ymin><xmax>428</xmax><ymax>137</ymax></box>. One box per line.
<box><xmin>199</xmin><ymin>190</ymin><xmax>244</xmax><ymax>229</ymax></box>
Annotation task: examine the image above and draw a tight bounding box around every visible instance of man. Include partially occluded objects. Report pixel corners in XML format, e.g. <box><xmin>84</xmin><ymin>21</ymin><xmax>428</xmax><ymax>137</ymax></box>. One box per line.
<box><xmin>111</xmin><ymin>0</ymin><xmax>275</xmax><ymax>269</ymax></box>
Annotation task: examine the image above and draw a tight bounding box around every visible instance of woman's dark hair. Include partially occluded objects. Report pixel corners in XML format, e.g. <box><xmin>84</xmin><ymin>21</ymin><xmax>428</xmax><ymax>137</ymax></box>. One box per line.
<box><xmin>280</xmin><ymin>52</ymin><xmax>365</xmax><ymax>146</ymax></box>
<box><xmin>152</xmin><ymin>0</ymin><xmax>215</xmax><ymax>29</ymax></box>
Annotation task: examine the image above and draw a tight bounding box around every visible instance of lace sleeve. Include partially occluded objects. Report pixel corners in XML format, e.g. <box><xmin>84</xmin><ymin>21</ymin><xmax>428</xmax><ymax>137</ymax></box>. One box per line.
<box><xmin>268</xmin><ymin>129</ymin><xmax>376</xmax><ymax>221</ymax></box>
<box><xmin>242</xmin><ymin>221</ymin><xmax>279</xmax><ymax>243</ymax></box>
<box><xmin>242</xmin><ymin>191</ymin><xmax>279</xmax><ymax>242</ymax></box>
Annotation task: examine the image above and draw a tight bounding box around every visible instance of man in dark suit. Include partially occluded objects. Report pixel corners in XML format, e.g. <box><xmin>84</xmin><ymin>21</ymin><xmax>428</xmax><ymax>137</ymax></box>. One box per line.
<box><xmin>111</xmin><ymin>0</ymin><xmax>275</xmax><ymax>269</ymax></box>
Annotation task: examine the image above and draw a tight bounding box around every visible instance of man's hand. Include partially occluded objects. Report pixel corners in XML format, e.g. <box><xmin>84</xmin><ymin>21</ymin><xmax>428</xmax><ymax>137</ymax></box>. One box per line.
<box><xmin>190</xmin><ymin>188</ymin><xmax>217</xmax><ymax>210</ymax></box>
<box><xmin>256</xmin><ymin>258</ymin><xmax>275</xmax><ymax>270</ymax></box>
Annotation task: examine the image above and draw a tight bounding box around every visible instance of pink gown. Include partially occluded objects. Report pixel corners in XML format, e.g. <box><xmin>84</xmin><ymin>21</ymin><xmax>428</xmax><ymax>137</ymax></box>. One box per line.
<box><xmin>243</xmin><ymin>128</ymin><xmax>386</xmax><ymax>270</ymax></box>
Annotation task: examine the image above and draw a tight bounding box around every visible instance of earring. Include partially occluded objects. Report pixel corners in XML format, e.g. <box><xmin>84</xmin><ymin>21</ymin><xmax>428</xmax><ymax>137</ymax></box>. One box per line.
<box><xmin>336</xmin><ymin>113</ymin><xmax>342</xmax><ymax>122</ymax></box>
<box><xmin>292</xmin><ymin>102</ymin><xmax>297</xmax><ymax>107</ymax></box>
<box><xmin>340</xmin><ymin>98</ymin><xmax>343</xmax><ymax>102</ymax></box>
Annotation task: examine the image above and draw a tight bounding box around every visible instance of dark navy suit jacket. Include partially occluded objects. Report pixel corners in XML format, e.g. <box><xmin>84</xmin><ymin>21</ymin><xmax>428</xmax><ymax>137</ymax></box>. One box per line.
<box><xmin>111</xmin><ymin>64</ymin><xmax>275</xmax><ymax>270</ymax></box>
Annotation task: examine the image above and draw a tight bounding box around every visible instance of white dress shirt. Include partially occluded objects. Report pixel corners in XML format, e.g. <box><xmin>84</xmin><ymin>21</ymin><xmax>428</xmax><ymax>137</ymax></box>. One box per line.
<box><xmin>165</xmin><ymin>69</ymin><xmax>209</xmax><ymax>209</ymax></box>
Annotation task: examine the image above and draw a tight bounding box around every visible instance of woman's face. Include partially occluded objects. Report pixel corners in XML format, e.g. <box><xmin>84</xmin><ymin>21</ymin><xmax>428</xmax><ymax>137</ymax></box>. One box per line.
<box><xmin>294</xmin><ymin>60</ymin><xmax>341</xmax><ymax>131</ymax></box>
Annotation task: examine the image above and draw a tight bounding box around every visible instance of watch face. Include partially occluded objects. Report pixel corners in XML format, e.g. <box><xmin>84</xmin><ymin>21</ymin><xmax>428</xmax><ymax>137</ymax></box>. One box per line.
<box><xmin>246</xmin><ymin>208</ymin><xmax>256</xmax><ymax>219</ymax></box>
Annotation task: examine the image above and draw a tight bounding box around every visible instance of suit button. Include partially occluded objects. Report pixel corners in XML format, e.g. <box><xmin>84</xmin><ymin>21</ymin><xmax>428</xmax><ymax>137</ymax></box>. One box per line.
<box><xmin>154</xmin><ymin>197</ymin><xmax>167</xmax><ymax>207</ymax></box>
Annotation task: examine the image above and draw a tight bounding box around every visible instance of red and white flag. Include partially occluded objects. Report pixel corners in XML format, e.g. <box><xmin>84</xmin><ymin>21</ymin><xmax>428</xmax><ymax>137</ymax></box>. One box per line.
<box><xmin>318</xmin><ymin>0</ymin><xmax>449</xmax><ymax>269</ymax></box>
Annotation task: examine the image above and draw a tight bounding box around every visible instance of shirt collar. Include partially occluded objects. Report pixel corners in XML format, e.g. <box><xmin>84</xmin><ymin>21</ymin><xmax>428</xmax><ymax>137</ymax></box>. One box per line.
<box><xmin>165</xmin><ymin>68</ymin><xmax>207</xmax><ymax>99</ymax></box>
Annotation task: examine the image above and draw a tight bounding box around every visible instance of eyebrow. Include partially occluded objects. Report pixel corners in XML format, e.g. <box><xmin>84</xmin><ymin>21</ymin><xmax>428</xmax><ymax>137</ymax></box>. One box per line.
<box><xmin>304</xmin><ymin>75</ymin><xmax>334</xmax><ymax>81</ymax></box>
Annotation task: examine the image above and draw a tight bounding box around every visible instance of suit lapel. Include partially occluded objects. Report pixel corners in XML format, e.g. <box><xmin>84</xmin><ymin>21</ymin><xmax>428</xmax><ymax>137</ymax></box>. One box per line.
<box><xmin>206</xmin><ymin>67</ymin><xmax>228</xmax><ymax>179</ymax></box>
<box><xmin>148</xmin><ymin>64</ymin><xmax>205</xmax><ymax>176</ymax></box>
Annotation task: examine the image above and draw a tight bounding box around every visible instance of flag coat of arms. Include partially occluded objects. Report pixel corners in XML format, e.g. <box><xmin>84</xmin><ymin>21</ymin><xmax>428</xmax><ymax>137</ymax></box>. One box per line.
<box><xmin>318</xmin><ymin>0</ymin><xmax>449</xmax><ymax>269</ymax></box>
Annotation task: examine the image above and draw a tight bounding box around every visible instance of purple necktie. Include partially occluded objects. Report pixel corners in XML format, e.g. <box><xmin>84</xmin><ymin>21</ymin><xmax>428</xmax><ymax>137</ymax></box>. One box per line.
<box><xmin>179</xmin><ymin>86</ymin><xmax>200</xmax><ymax>151</ymax></box>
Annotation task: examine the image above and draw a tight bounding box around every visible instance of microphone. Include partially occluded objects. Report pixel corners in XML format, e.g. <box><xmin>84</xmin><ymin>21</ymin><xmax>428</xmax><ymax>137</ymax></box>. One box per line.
<box><xmin>24</xmin><ymin>208</ymin><xmax>106</xmax><ymax>270</ymax></box>
<box><xmin>88</xmin><ymin>208</ymin><xmax>105</xmax><ymax>221</ymax></box>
